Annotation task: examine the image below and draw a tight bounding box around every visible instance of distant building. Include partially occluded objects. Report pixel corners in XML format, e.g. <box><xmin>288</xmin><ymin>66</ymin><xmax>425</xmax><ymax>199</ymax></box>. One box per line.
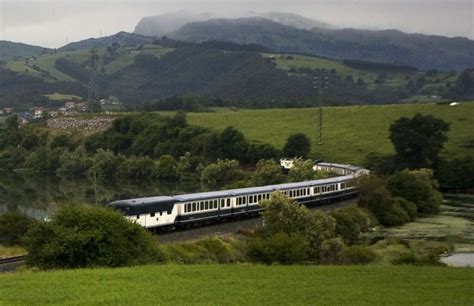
<box><xmin>65</xmin><ymin>101</ymin><xmax>75</xmax><ymax>110</ymax></box>
<box><xmin>100</xmin><ymin>99</ymin><xmax>107</xmax><ymax>105</ymax></box>
<box><xmin>4</xmin><ymin>107</ymin><xmax>13</xmax><ymax>114</ymax></box>
<box><xmin>49</xmin><ymin>111</ymin><xmax>59</xmax><ymax>118</ymax></box>
<box><xmin>0</xmin><ymin>110</ymin><xmax>4</xmax><ymax>116</ymax></box>
<box><xmin>33</xmin><ymin>108</ymin><xmax>44</xmax><ymax>119</ymax></box>
<box><xmin>58</xmin><ymin>107</ymin><xmax>67</xmax><ymax>114</ymax></box>
<box><xmin>76</xmin><ymin>102</ymin><xmax>88</xmax><ymax>112</ymax></box>
<box><xmin>450</xmin><ymin>102</ymin><xmax>460</xmax><ymax>106</ymax></box>
<box><xmin>18</xmin><ymin>117</ymin><xmax>29</xmax><ymax>125</ymax></box>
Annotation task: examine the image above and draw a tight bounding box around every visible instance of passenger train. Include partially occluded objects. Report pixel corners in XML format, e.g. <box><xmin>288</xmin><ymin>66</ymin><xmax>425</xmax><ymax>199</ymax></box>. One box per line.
<box><xmin>109</xmin><ymin>163</ymin><xmax>369</xmax><ymax>230</ymax></box>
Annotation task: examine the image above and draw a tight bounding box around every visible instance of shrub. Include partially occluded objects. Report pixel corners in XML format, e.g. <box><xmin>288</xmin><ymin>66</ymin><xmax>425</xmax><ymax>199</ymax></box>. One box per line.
<box><xmin>287</xmin><ymin>158</ymin><xmax>317</xmax><ymax>182</ymax></box>
<box><xmin>58</xmin><ymin>147</ymin><xmax>91</xmax><ymax>176</ymax></box>
<box><xmin>388</xmin><ymin>169</ymin><xmax>442</xmax><ymax>214</ymax></box>
<box><xmin>331</xmin><ymin>205</ymin><xmax>372</xmax><ymax>244</ymax></box>
<box><xmin>23</xmin><ymin>205</ymin><xmax>158</xmax><ymax>269</ymax></box>
<box><xmin>339</xmin><ymin>245</ymin><xmax>378</xmax><ymax>264</ymax></box>
<box><xmin>0</xmin><ymin>211</ymin><xmax>37</xmax><ymax>246</ymax></box>
<box><xmin>246</xmin><ymin>232</ymin><xmax>307</xmax><ymax>264</ymax></box>
<box><xmin>358</xmin><ymin>174</ymin><xmax>412</xmax><ymax>226</ymax></box>
<box><xmin>200</xmin><ymin>159</ymin><xmax>242</xmax><ymax>189</ymax></box>
<box><xmin>251</xmin><ymin>159</ymin><xmax>286</xmax><ymax>186</ymax></box>
<box><xmin>155</xmin><ymin>155</ymin><xmax>177</xmax><ymax>180</ymax></box>
<box><xmin>88</xmin><ymin>149</ymin><xmax>124</xmax><ymax>180</ymax></box>
<box><xmin>118</xmin><ymin>156</ymin><xmax>158</xmax><ymax>180</ymax></box>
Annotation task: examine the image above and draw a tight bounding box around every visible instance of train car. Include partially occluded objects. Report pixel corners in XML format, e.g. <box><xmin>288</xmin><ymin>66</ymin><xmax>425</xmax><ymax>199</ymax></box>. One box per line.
<box><xmin>109</xmin><ymin>163</ymin><xmax>367</xmax><ymax>230</ymax></box>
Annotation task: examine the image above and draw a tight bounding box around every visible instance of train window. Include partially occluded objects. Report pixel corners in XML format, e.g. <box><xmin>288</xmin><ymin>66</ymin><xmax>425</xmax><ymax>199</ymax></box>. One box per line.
<box><xmin>205</xmin><ymin>202</ymin><xmax>209</xmax><ymax>210</ymax></box>
<box><xmin>220</xmin><ymin>199</ymin><xmax>224</xmax><ymax>208</ymax></box>
<box><xmin>136</xmin><ymin>215</ymin><xmax>140</xmax><ymax>219</ymax></box>
<box><xmin>227</xmin><ymin>199</ymin><xmax>231</xmax><ymax>207</ymax></box>
<box><xmin>151</xmin><ymin>212</ymin><xmax>155</xmax><ymax>217</ymax></box>
<box><xmin>200</xmin><ymin>202</ymin><xmax>204</xmax><ymax>210</ymax></box>
<box><xmin>213</xmin><ymin>200</ymin><xmax>217</xmax><ymax>209</ymax></box>
<box><xmin>243</xmin><ymin>197</ymin><xmax>247</xmax><ymax>205</ymax></box>
<box><xmin>192</xmin><ymin>202</ymin><xmax>196</xmax><ymax>212</ymax></box>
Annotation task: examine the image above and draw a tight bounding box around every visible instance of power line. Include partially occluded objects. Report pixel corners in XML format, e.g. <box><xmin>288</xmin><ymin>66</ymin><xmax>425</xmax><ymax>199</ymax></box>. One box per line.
<box><xmin>88</xmin><ymin>48</ymin><xmax>99</xmax><ymax>109</ymax></box>
<box><xmin>313</xmin><ymin>75</ymin><xmax>329</xmax><ymax>145</ymax></box>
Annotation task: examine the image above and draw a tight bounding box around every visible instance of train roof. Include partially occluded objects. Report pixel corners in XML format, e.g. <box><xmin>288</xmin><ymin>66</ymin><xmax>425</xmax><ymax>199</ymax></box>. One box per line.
<box><xmin>109</xmin><ymin>173</ymin><xmax>355</xmax><ymax>210</ymax></box>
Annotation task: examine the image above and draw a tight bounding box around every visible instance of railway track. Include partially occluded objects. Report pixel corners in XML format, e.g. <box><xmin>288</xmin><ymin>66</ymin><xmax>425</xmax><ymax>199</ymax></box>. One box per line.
<box><xmin>0</xmin><ymin>255</ymin><xmax>26</xmax><ymax>265</ymax></box>
<box><xmin>0</xmin><ymin>255</ymin><xmax>26</xmax><ymax>273</ymax></box>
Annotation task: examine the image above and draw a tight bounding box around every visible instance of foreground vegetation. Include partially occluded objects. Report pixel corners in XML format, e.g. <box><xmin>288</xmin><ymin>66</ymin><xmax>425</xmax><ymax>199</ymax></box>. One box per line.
<box><xmin>0</xmin><ymin>265</ymin><xmax>472</xmax><ymax>305</ymax></box>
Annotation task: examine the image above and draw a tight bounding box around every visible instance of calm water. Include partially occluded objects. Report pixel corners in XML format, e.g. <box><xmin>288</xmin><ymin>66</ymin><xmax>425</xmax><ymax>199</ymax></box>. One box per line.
<box><xmin>440</xmin><ymin>253</ymin><xmax>474</xmax><ymax>267</ymax></box>
<box><xmin>0</xmin><ymin>171</ymin><xmax>201</xmax><ymax>219</ymax></box>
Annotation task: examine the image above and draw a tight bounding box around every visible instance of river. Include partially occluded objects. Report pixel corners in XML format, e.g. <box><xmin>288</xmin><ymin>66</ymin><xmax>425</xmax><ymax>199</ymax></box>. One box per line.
<box><xmin>0</xmin><ymin>171</ymin><xmax>202</xmax><ymax>219</ymax></box>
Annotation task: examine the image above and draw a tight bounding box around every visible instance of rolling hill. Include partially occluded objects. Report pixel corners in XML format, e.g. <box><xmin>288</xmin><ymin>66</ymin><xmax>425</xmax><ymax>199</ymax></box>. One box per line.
<box><xmin>59</xmin><ymin>32</ymin><xmax>153</xmax><ymax>51</ymax></box>
<box><xmin>170</xmin><ymin>17</ymin><xmax>474</xmax><ymax>71</ymax></box>
<box><xmin>0</xmin><ymin>40</ymin><xmax>463</xmax><ymax>110</ymax></box>
<box><xmin>0</xmin><ymin>41</ymin><xmax>49</xmax><ymax>61</ymax></box>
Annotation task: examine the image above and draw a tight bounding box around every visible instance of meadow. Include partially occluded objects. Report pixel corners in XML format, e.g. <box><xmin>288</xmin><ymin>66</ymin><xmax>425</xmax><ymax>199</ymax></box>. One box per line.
<box><xmin>0</xmin><ymin>265</ymin><xmax>472</xmax><ymax>305</ymax></box>
<box><xmin>178</xmin><ymin>103</ymin><xmax>474</xmax><ymax>164</ymax></box>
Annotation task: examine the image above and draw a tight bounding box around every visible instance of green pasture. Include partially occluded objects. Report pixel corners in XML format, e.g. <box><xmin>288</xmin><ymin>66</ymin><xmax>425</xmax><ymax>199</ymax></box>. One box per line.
<box><xmin>178</xmin><ymin>103</ymin><xmax>474</xmax><ymax>164</ymax></box>
<box><xmin>0</xmin><ymin>265</ymin><xmax>472</xmax><ymax>305</ymax></box>
<box><xmin>45</xmin><ymin>93</ymin><xmax>83</xmax><ymax>101</ymax></box>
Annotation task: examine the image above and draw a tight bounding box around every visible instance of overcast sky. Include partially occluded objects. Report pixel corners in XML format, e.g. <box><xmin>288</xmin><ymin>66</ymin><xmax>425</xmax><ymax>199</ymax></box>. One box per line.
<box><xmin>1</xmin><ymin>0</ymin><xmax>473</xmax><ymax>48</ymax></box>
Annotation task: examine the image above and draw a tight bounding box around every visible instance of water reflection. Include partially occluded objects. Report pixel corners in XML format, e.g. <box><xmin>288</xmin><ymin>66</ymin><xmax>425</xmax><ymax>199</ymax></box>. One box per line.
<box><xmin>0</xmin><ymin>171</ymin><xmax>201</xmax><ymax>219</ymax></box>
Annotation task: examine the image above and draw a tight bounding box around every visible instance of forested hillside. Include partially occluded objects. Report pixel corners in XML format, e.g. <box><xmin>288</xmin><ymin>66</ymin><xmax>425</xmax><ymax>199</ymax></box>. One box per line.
<box><xmin>171</xmin><ymin>17</ymin><xmax>474</xmax><ymax>71</ymax></box>
<box><xmin>0</xmin><ymin>38</ymin><xmax>469</xmax><ymax>110</ymax></box>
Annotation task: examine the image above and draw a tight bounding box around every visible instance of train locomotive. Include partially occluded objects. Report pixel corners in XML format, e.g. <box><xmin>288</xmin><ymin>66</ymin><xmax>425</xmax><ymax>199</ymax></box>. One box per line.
<box><xmin>109</xmin><ymin>163</ymin><xmax>368</xmax><ymax>230</ymax></box>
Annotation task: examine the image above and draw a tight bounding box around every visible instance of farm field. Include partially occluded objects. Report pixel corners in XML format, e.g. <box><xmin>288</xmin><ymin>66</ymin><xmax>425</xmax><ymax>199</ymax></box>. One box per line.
<box><xmin>177</xmin><ymin>103</ymin><xmax>474</xmax><ymax>164</ymax></box>
<box><xmin>0</xmin><ymin>265</ymin><xmax>472</xmax><ymax>305</ymax></box>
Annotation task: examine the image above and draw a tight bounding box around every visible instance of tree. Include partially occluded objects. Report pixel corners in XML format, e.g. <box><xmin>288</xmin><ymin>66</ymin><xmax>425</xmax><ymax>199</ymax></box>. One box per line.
<box><xmin>23</xmin><ymin>205</ymin><xmax>158</xmax><ymax>269</ymax></box>
<box><xmin>251</xmin><ymin>159</ymin><xmax>285</xmax><ymax>186</ymax></box>
<box><xmin>200</xmin><ymin>159</ymin><xmax>242</xmax><ymax>190</ymax></box>
<box><xmin>88</xmin><ymin>149</ymin><xmax>124</xmax><ymax>180</ymax></box>
<box><xmin>357</xmin><ymin>175</ymin><xmax>411</xmax><ymax>226</ymax></box>
<box><xmin>156</xmin><ymin>155</ymin><xmax>177</xmax><ymax>180</ymax></box>
<box><xmin>0</xmin><ymin>211</ymin><xmax>37</xmax><ymax>246</ymax></box>
<box><xmin>219</xmin><ymin>126</ymin><xmax>249</xmax><ymax>161</ymax></box>
<box><xmin>287</xmin><ymin>158</ymin><xmax>317</xmax><ymax>182</ymax></box>
<box><xmin>389</xmin><ymin>113</ymin><xmax>450</xmax><ymax>169</ymax></box>
<box><xmin>283</xmin><ymin>133</ymin><xmax>311</xmax><ymax>158</ymax></box>
<box><xmin>58</xmin><ymin>147</ymin><xmax>91</xmax><ymax>176</ymax></box>
<box><xmin>388</xmin><ymin>169</ymin><xmax>442</xmax><ymax>214</ymax></box>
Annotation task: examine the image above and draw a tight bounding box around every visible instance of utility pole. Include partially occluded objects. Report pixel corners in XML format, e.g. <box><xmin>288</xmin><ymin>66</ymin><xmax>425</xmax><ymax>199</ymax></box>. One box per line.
<box><xmin>88</xmin><ymin>49</ymin><xmax>99</xmax><ymax>111</ymax></box>
<box><xmin>313</xmin><ymin>75</ymin><xmax>329</xmax><ymax>145</ymax></box>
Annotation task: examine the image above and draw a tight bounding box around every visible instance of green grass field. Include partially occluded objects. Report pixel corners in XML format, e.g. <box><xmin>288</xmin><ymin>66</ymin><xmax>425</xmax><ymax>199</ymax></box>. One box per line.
<box><xmin>44</xmin><ymin>93</ymin><xmax>83</xmax><ymax>101</ymax></box>
<box><xmin>0</xmin><ymin>265</ymin><xmax>472</xmax><ymax>305</ymax></box>
<box><xmin>178</xmin><ymin>103</ymin><xmax>474</xmax><ymax>164</ymax></box>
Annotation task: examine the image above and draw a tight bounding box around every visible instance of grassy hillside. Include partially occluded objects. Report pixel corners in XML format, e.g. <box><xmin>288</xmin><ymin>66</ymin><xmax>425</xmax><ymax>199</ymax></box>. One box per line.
<box><xmin>178</xmin><ymin>103</ymin><xmax>474</xmax><ymax>164</ymax></box>
<box><xmin>0</xmin><ymin>265</ymin><xmax>472</xmax><ymax>304</ymax></box>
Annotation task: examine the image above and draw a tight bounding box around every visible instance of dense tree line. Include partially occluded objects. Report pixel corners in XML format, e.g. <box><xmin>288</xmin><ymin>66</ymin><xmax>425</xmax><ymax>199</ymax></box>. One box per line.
<box><xmin>342</xmin><ymin>59</ymin><xmax>418</xmax><ymax>73</ymax></box>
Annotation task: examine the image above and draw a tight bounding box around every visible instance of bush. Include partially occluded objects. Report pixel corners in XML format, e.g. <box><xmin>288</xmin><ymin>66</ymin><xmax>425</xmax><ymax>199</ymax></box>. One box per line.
<box><xmin>251</xmin><ymin>159</ymin><xmax>285</xmax><ymax>186</ymax></box>
<box><xmin>287</xmin><ymin>158</ymin><xmax>317</xmax><ymax>182</ymax></box>
<box><xmin>58</xmin><ymin>147</ymin><xmax>91</xmax><ymax>176</ymax></box>
<box><xmin>0</xmin><ymin>211</ymin><xmax>37</xmax><ymax>246</ymax></box>
<box><xmin>118</xmin><ymin>156</ymin><xmax>158</xmax><ymax>180</ymax></box>
<box><xmin>200</xmin><ymin>159</ymin><xmax>242</xmax><ymax>189</ymax></box>
<box><xmin>155</xmin><ymin>155</ymin><xmax>177</xmax><ymax>180</ymax></box>
<box><xmin>339</xmin><ymin>245</ymin><xmax>378</xmax><ymax>264</ymax></box>
<box><xmin>331</xmin><ymin>205</ymin><xmax>372</xmax><ymax>244</ymax></box>
<box><xmin>159</xmin><ymin>236</ymin><xmax>245</xmax><ymax>264</ymax></box>
<box><xmin>388</xmin><ymin>169</ymin><xmax>442</xmax><ymax>214</ymax></box>
<box><xmin>23</xmin><ymin>205</ymin><xmax>158</xmax><ymax>269</ymax></box>
<box><xmin>88</xmin><ymin>149</ymin><xmax>124</xmax><ymax>180</ymax></box>
<box><xmin>247</xmin><ymin>232</ymin><xmax>307</xmax><ymax>264</ymax></box>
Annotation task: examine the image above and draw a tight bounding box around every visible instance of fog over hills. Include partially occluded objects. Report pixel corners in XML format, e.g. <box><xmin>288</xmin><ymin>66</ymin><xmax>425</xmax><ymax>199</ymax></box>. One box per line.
<box><xmin>134</xmin><ymin>11</ymin><xmax>335</xmax><ymax>38</ymax></box>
